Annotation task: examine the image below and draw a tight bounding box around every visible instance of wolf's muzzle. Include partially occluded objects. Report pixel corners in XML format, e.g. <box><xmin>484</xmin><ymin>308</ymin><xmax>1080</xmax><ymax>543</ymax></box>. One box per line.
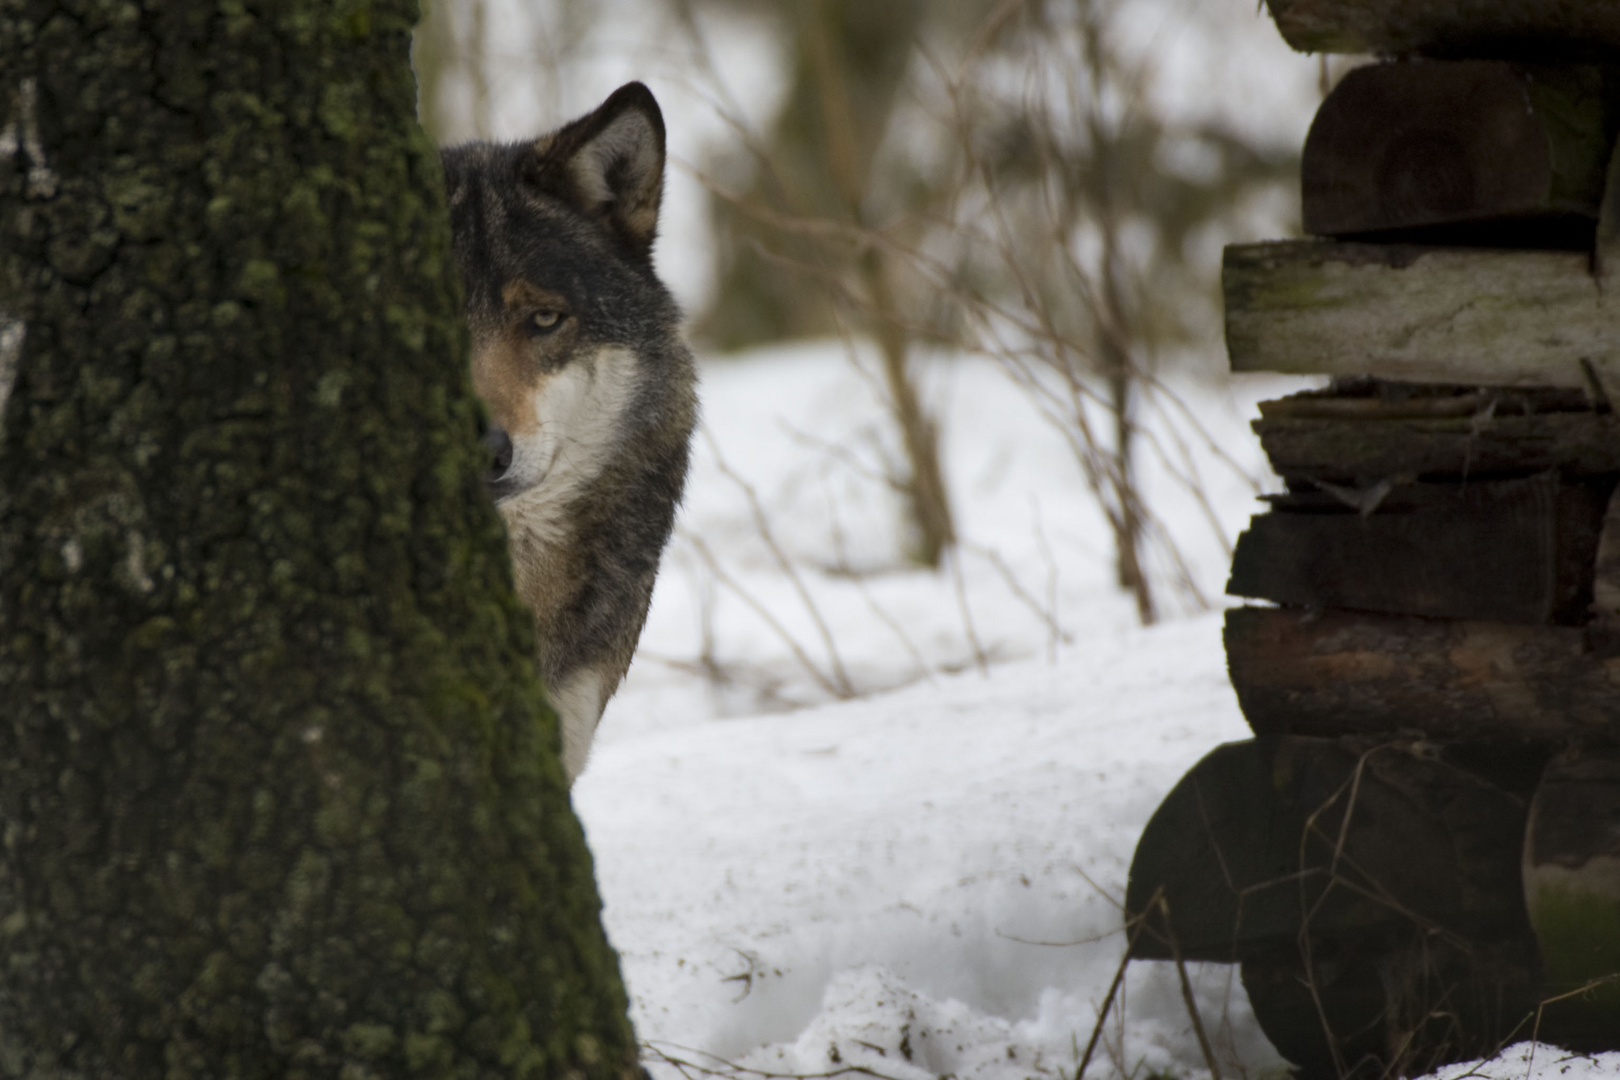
<box><xmin>482</xmin><ymin>427</ymin><xmax>517</xmax><ymax>500</ymax></box>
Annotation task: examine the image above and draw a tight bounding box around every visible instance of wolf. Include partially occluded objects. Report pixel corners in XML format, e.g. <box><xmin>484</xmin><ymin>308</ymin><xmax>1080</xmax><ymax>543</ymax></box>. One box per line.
<box><xmin>441</xmin><ymin>83</ymin><xmax>698</xmax><ymax>784</ymax></box>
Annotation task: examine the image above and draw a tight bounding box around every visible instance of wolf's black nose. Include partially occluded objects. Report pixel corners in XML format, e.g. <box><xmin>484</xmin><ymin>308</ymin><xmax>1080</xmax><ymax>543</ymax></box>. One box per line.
<box><xmin>482</xmin><ymin>427</ymin><xmax>514</xmax><ymax>482</ymax></box>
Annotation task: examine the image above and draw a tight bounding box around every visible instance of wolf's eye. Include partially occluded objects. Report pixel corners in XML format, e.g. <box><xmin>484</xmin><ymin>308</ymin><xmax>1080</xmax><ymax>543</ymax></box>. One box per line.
<box><xmin>528</xmin><ymin>310</ymin><xmax>565</xmax><ymax>336</ymax></box>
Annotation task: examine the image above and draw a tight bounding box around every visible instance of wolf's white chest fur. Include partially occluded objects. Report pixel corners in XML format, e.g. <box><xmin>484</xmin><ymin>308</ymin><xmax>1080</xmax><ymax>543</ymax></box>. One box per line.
<box><xmin>547</xmin><ymin>667</ymin><xmax>604</xmax><ymax>781</ymax></box>
<box><xmin>498</xmin><ymin>344</ymin><xmax>640</xmax><ymax>780</ymax></box>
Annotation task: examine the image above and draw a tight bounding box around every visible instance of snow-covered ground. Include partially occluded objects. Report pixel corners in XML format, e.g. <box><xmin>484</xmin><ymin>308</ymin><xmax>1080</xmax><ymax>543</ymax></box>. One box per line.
<box><xmin>583</xmin><ymin>612</ymin><xmax>1273</xmax><ymax>1080</ymax></box>
<box><xmin>570</xmin><ymin>345</ymin><xmax>1620</xmax><ymax>1080</ymax></box>
<box><xmin>457</xmin><ymin>2</ymin><xmax>1620</xmax><ymax>1075</ymax></box>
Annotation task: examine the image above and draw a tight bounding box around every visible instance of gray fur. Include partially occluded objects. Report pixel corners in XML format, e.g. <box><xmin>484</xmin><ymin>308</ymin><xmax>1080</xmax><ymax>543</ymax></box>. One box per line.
<box><xmin>441</xmin><ymin>82</ymin><xmax>698</xmax><ymax>783</ymax></box>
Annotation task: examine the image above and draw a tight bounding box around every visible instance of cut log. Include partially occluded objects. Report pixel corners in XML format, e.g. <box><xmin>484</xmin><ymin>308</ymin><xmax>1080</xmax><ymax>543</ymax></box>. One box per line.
<box><xmin>1224</xmin><ymin>606</ymin><xmax>1620</xmax><ymax>742</ymax></box>
<box><xmin>1593</xmin><ymin>485</ymin><xmax>1620</xmax><ymax>628</ymax></box>
<box><xmin>1251</xmin><ymin>379</ymin><xmax>1620</xmax><ymax>482</ymax></box>
<box><xmin>1126</xmin><ymin>736</ymin><xmax>1530</xmax><ymax>965</ymax></box>
<box><xmin>1227</xmin><ymin>474</ymin><xmax>1610</xmax><ymax>625</ymax></box>
<box><xmin>1241</xmin><ymin>933</ymin><xmax>1542</xmax><ymax>1079</ymax></box>
<box><xmin>1253</xmin><ymin>411</ymin><xmax>1620</xmax><ymax>483</ymax></box>
<box><xmin>1224</xmin><ymin>241</ymin><xmax>1620</xmax><ymax>389</ymax></box>
<box><xmin>1264</xmin><ymin>0</ymin><xmax>1620</xmax><ymax>58</ymax></box>
<box><xmin>1303</xmin><ymin>61</ymin><xmax>1616</xmax><ymax>239</ymax></box>
<box><xmin>1598</xmin><ymin>121</ymin><xmax>1620</xmax><ymax>279</ymax></box>
<box><xmin>1523</xmin><ymin>748</ymin><xmax>1620</xmax><ymax>1050</ymax></box>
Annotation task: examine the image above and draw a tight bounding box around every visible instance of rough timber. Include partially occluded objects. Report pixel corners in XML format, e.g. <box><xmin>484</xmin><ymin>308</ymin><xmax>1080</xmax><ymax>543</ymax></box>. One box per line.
<box><xmin>1224</xmin><ymin>241</ymin><xmax>1620</xmax><ymax>390</ymax></box>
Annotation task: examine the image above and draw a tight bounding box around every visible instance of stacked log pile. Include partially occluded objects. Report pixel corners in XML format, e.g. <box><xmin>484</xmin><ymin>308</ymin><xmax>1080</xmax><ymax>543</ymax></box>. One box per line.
<box><xmin>1126</xmin><ymin>4</ymin><xmax>1620</xmax><ymax>1077</ymax></box>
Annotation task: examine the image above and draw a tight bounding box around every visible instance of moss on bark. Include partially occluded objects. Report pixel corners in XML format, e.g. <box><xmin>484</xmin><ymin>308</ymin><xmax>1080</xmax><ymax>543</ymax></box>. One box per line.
<box><xmin>0</xmin><ymin>2</ymin><xmax>639</xmax><ymax>1077</ymax></box>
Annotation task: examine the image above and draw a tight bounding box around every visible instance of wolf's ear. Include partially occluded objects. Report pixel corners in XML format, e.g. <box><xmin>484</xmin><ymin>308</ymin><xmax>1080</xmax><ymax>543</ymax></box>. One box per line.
<box><xmin>528</xmin><ymin>82</ymin><xmax>666</xmax><ymax>260</ymax></box>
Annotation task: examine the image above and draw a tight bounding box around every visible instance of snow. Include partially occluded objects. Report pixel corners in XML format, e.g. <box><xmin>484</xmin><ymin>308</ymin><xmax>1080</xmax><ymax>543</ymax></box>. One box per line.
<box><xmin>580</xmin><ymin>608</ymin><xmax>1280</xmax><ymax>1080</ymax></box>
<box><xmin>569</xmin><ymin>343</ymin><xmax>1615</xmax><ymax>1080</ymax></box>
<box><xmin>1427</xmin><ymin>1045</ymin><xmax>1620</xmax><ymax>1080</ymax></box>
<box><xmin>570</xmin><ymin>342</ymin><xmax>1294</xmax><ymax>1080</ymax></box>
<box><xmin>604</xmin><ymin>344</ymin><xmax>1284</xmax><ymax>735</ymax></box>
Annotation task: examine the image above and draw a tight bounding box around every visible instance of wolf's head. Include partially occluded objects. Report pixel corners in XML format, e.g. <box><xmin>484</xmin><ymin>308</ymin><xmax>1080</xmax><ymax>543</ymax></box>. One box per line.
<box><xmin>440</xmin><ymin>82</ymin><xmax>684</xmax><ymax>516</ymax></box>
<box><xmin>440</xmin><ymin>85</ymin><xmax>697</xmax><ymax>782</ymax></box>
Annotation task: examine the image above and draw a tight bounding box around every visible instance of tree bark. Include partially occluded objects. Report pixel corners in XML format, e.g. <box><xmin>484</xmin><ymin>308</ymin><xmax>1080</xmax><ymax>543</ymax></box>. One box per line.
<box><xmin>0</xmin><ymin>3</ymin><xmax>638</xmax><ymax>1078</ymax></box>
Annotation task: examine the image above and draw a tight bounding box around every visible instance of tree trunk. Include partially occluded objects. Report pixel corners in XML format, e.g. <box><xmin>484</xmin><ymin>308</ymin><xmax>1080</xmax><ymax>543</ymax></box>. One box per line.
<box><xmin>803</xmin><ymin>3</ymin><xmax>954</xmax><ymax>568</ymax></box>
<box><xmin>696</xmin><ymin>0</ymin><xmax>926</xmax><ymax>347</ymax></box>
<box><xmin>698</xmin><ymin>0</ymin><xmax>954</xmax><ymax>567</ymax></box>
<box><xmin>0</xmin><ymin>4</ymin><xmax>638</xmax><ymax>1078</ymax></box>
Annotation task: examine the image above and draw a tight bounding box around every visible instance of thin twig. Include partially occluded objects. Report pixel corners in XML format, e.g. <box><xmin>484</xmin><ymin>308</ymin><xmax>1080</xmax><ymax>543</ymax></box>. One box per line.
<box><xmin>1075</xmin><ymin>918</ymin><xmax>1140</xmax><ymax>1080</ymax></box>
<box><xmin>962</xmin><ymin>540</ymin><xmax>1071</xmax><ymax>648</ymax></box>
<box><xmin>702</xmin><ymin>427</ymin><xmax>856</xmax><ymax>698</ymax></box>
<box><xmin>643</xmin><ymin>1041</ymin><xmax>914</xmax><ymax>1080</ymax></box>
<box><xmin>819</xmin><ymin>474</ymin><xmax>936</xmax><ymax>687</ymax></box>
<box><xmin>1158</xmin><ymin>897</ymin><xmax>1224</xmax><ymax>1080</ymax></box>
<box><xmin>947</xmin><ymin>549</ymin><xmax>989</xmax><ymax>675</ymax></box>
<box><xmin>1030</xmin><ymin>495</ymin><xmax>1064</xmax><ymax>662</ymax></box>
<box><xmin>686</xmin><ymin>534</ymin><xmax>847</xmax><ymax>701</ymax></box>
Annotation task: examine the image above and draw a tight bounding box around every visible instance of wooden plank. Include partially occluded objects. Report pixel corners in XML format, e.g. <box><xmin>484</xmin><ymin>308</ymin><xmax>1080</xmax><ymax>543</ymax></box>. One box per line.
<box><xmin>1224</xmin><ymin>241</ymin><xmax>1620</xmax><ymax>388</ymax></box>
<box><xmin>1126</xmin><ymin>736</ymin><xmax>1529</xmax><ymax>964</ymax></box>
<box><xmin>1227</xmin><ymin>474</ymin><xmax>1608</xmax><ymax>625</ymax></box>
<box><xmin>1257</xmin><ymin>379</ymin><xmax>1593</xmax><ymax>420</ymax></box>
<box><xmin>1303</xmin><ymin>62</ymin><xmax>1615</xmax><ymax>238</ymax></box>
<box><xmin>1224</xmin><ymin>606</ymin><xmax>1620</xmax><ymax>742</ymax></box>
<box><xmin>1254</xmin><ymin>412</ymin><xmax>1620</xmax><ymax>482</ymax></box>
<box><xmin>1264</xmin><ymin>0</ymin><xmax>1620</xmax><ymax>57</ymax></box>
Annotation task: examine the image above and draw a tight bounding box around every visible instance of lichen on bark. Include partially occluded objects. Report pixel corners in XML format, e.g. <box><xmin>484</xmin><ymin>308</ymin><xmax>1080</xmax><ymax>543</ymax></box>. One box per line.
<box><xmin>0</xmin><ymin>2</ymin><xmax>639</xmax><ymax>1077</ymax></box>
